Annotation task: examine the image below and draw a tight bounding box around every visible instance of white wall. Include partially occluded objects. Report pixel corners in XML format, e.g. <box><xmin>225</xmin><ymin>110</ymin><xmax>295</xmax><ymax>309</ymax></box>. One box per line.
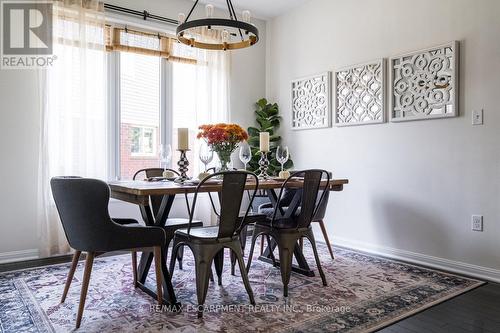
<box><xmin>0</xmin><ymin>0</ymin><xmax>266</xmax><ymax>261</ymax></box>
<box><xmin>267</xmin><ymin>0</ymin><xmax>500</xmax><ymax>275</ymax></box>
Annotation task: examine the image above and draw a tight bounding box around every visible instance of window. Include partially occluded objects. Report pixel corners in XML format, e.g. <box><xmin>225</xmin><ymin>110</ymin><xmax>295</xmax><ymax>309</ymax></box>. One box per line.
<box><xmin>119</xmin><ymin>52</ymin><xmax>161</xmax><ymax>180</ymax></box>
<box><xmin>105</xmin><ymin>22</ymin><xmax>229</xmax><ymax>180</ymax></box>
<box><xmin>172</xmin><ymin>61</ymin><xmax>199</xmax><ymax>176</ymax></box>
<box><xmin>131</xmin><ymin>126</ymin><xmax>156</xmax><ymax>156</ymax></box>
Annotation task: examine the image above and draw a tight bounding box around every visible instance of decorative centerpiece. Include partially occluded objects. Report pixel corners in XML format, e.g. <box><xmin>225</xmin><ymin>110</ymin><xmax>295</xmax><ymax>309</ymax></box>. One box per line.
<box><xmin>197</xmin><ymin>123</ymin><xmax>248</xmax><ymax>171</ymax></box>
<box><xmin>176</xmin><ymin>128</ymin><xmax>190</xmax><ymax>183</ymax></box>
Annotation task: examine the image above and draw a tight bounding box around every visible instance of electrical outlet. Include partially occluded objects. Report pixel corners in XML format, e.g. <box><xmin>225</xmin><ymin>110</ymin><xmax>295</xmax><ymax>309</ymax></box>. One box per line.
<box><xmin>471</xmin><ymin>215</ymin><xmax>483</xmax><ymax>231</ymax></box>
<box><xmin>472</xmin><ymin>109</ymin><xmax>483</xmax><ymax>125</ymax></box>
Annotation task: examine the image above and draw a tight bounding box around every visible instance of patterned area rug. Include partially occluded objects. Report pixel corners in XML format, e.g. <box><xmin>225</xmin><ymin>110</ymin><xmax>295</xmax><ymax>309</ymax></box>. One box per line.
<box><xmin>0</xmin><ymin>241</ymin><xmax>483</xmax><ymax>333</ymax></box>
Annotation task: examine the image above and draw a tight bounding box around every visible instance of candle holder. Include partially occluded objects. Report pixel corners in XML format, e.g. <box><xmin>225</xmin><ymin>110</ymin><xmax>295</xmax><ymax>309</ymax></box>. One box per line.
<box><xmin>258</xmin><ymin>151</ymin><xmax>270</xmax><ymax>179</ymax></box>
<box><xmin>175</xmin><ymin>149</ymin><xmax>190</xmax><ymax>183</ymax></box>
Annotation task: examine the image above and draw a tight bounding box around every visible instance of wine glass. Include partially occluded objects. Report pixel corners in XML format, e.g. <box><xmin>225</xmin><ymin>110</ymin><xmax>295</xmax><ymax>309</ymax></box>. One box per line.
<box><xmin>159</xmin><ymin>144</ymin><xmax>172</xmax><ymax>171</ymax></box>
<box><xmin>276</xmin><ymin>146</ymin><xmax>289</xmax><ymax>172</ymax></box>
<box><xmin>199</xmin><ymin>142</ymin><xmax>213</xmax><ymax>171</ymax></box>
<box><xmin>239</xmin><ymin>142</ymin><xmax>252</xmax><ymax>170</ymax></box>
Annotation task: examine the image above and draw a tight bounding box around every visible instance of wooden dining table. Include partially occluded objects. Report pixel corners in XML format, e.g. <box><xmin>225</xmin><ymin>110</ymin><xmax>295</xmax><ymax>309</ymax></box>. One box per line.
<box><xmin>108</xmin><ymin>177</ymin><xmax>349</xmax><ymax>307</ymax></box>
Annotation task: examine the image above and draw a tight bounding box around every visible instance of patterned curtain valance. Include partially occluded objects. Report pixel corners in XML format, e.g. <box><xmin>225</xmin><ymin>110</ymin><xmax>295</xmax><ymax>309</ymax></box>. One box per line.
<box><xmin>105</xmin><ymin>26</ymin><xmax>197</xmax><ymax>65</ymax></box>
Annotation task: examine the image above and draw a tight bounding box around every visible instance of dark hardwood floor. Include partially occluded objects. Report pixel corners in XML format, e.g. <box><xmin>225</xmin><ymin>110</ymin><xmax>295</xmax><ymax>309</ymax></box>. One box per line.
<box><xmin>378</xmin><ymin>282</ymin><xmax>500</xmax><ymax>333</ymax></box>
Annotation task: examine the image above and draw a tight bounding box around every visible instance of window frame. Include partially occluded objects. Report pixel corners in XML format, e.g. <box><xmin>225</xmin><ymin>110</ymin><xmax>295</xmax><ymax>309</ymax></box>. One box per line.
<box><xmin>107</xmin><ymin>33</ymin><xmax>174</xmax><ymax>180</ymax></box>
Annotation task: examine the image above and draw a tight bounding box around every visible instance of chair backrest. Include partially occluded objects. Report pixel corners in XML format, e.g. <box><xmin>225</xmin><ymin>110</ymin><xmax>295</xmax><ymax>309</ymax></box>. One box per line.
<box><xmin>133</xmin><ymin>168</ymin><xmax>180</xmax><ymax>216</ymax></box>
<box><xmin>272</xmin><ymin>169</ymin><xmax>330</xmax><ymax>229</ymax></box>
<box><xmin>133</xmin><ymin>168</ymin><xmax>179</xmax><ymax>180</ymax></box>
<box><xmin>50</xmin><ymin>177</ymin><xmax>117</xmax><ymax>251</ymax></box>
<box><xmin>312</xmin><ymin>190</ymin><xmax>330</xmax><ymax>221</ymax></box>
<box><xmin>188</xmin><ymin>171</ymin><xmax>258</xmax><ymax>240</ymax></box>
<box><xmin>205</xmin><ymin>166</ymin><xmax>239</xmax><ymax>216</ymax></box>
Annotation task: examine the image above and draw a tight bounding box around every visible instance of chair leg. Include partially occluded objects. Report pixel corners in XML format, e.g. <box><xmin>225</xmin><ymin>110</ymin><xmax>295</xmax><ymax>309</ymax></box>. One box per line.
<box><xmin>230</xmin><ymin>250</ymin><xmax>237</xmax><ymax>276</ymax></box>
<box><xmin>194</xmin><ymin>253</ymin><xmax>213</xmax><ymax>318</ymax></box>
<box><xmin>240</xmin><ymin>225</ymin><xmax>248</xmax><ymax>251</ymax></box>
<box><xmin>266</xmin><ymin>235</ymin><xmax>277</xmax><ymax>267</ymax></box>
<box><xmin>214</xmin><ymin>249</ymin><xmax>224</xmax><ymax>286</ymax></box>
<box><xmin>246</xmin><ymin>230</ymin><xmax>260</xmax><ymax>273</ymax></box>
<box><xmin>131</xmin><ymin>251</ymin><xmax>138</xmax><ymax>287</ymax></box>
<box><xmin>306</xmin><ymin>231</ymin><xmax>327</xmax><ymax>286</ymax></box>
<box><xmin>317</xmin><ymin>219</ymin><xmax>334</xmax><ymax>260</ymax></box>
<box><xmin>61</xmin><ymin>250</ymin><xmax>81</xmax><ymax>303</ymax></box>
<box><xmin>231</xmin><ymin>243</ymin><xmax>255</xmax><ymax>305</ymax></box>
<box><xmin>75</xmin><ymin>252</ymin><xmax>94</xmax><ymax>329</ymax></box>
<box><xmin>169</xmin><ymin>238</ymin><xmax>181</xmax><ymax>276</ymax></box>
<box><xmin>299</xmin><ymin>237</ymin><xmax>304</xmax><ymax>251</ymax></box>
<box><xmin>232</xmin><ymin>225</ymin><xmax>248</xmax><ymax>275</ymax></box>
<box><xmin>276</xmin><ymin>242</ymin><xmax>294</xmax><ymax>298</ymax></box>
<box><xmin>153</xmin><ymin>247</ymin><xmax>163</xmax><ymax>305</ymax></box>
<box><xmin>259</xmin><ymin>235</ymin><xmax>265</xmax><ymax>255</ymax></box>
<box><xmin>177</xmin><ymin>245</ymin><xmax>184</xmax><ymax>270</ymax></box>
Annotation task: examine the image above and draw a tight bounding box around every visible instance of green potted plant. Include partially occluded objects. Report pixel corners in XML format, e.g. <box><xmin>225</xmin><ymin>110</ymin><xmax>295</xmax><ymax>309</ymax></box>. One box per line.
<box><xmin>247</xmin><ymin>98</ymin><xmax>293</xmax><ymax>175</ymax></box>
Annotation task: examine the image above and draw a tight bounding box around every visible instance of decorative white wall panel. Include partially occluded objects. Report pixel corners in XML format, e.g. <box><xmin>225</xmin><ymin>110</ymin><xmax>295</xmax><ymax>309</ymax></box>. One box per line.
<box><xmin>334</xmin><ymin>60</ymin><xmax>386</xmax><ymax>126</ymax></box>
<box><xmin>291</xmin><ymin>72</ymin><xmax>331</xmax><ymax>130</ymax></box>
<box><xmin>390</xmin><ymin>41</ymin><xmax>459</xmax><ymax>122</ymax></box>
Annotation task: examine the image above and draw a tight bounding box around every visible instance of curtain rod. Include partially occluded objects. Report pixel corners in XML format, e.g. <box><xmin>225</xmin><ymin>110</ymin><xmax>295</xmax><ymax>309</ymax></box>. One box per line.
<box><xmin>104</xmin><ymin>3</ymin><xmax>179</xmax><ymax>25</ymax></box>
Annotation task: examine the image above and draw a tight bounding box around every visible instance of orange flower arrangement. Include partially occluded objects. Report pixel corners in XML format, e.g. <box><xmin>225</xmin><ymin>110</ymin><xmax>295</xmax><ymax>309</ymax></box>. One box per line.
<box><xmin>197</xmin><ymin>123</ymin><xmax>248</xmax><ymax>144</ymax></box>
<box><xmin>197</xmin><ymin>123</ymin><xmax>248</xmax><ymax>170</ymax></box>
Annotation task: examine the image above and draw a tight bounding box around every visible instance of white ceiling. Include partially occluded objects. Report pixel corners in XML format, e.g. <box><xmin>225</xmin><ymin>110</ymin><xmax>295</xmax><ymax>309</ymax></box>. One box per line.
<box><xmin>198</xmin><ymin>0</ymin><xmax>309</xmax><ymax>20</ymax></box>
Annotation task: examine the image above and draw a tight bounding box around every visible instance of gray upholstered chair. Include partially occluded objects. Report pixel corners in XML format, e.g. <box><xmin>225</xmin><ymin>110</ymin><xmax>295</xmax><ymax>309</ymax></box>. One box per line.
<box><xmin>51</xmin><ymin>177</ymin><xmax>166</xmax><ymax>329</ymax></box>
<box><xmin>133</xmin><ymin>168</ymin><xmax>203</xmax><ymax>269</ymax></box>
<box><xmin>246</xmin><ymin>170</ymin><xmax>330</xmax><ymax>297</ymax></box>
<box><xmin>169</xmin><ymin>171</ymin><xmax>258</xmax><ymax>318</ymax></box>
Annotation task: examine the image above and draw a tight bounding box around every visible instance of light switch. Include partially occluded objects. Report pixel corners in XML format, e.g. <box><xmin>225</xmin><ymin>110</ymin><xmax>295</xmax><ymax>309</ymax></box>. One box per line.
<box><xmin>472</xmin><ymin>109</ymin><xmax>483</xmax><ymax>125</ymax></box>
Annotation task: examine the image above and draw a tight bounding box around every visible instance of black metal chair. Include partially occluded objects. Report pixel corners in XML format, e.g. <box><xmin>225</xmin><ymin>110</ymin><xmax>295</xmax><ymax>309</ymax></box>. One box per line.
<box><xmin>133</xmin><ymin>168</ymin><xmax>203</xmax><ymax>270</ymax></box>
<box><xmin>50</xmin><ymin>177</ymin><xmax>166</xmax><ymax>329</ymax></box>
<box><xmin>246</xmin><ymin>169</ymin><xmax>330</xmax><ymax>297</ymax></box>
<box><xmin>258</xmin><ymin>189</ymin><xmax>335</xmax><ymax>260</ymax></box>
<box><xmin>169</xmin><ymin>171</ymin><xmax>258</xmax><ymax>318</ymax></box>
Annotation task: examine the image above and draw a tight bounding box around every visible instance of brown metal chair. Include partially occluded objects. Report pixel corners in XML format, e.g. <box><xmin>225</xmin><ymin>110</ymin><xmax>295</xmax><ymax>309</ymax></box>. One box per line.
<box><xmin>51</xmin><ymin>177</ymin><xmax>165</xmax><ymax>329</ymax></box>
<box><xmin>246</xmin><ymin>169</ymin><xmax>330</xmax><ymax>297</ymax></box>
<box><xmin>169</xmin><ymin>171</ymin><xmax>258</xmax><ymax>318</ymax></box>
<box><xmin>133</xmin><ymin>168</ymin><xmax>203</xmax><ymax>270</ymax></box>
<box><xmin>205</xmin><ymin>167</ymin><xmax>267</xmax><ymax>276</ymax></box>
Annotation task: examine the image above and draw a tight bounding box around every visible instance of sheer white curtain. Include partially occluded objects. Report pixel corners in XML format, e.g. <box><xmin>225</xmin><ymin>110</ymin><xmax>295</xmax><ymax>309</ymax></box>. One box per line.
<box><xmin>172</xmin><ymin>39</ymin><xmax>230</xmax><ymax>174</ymax></box>
<box><xmin>194</xmin><ymin>49</ymin><xmax>230</xmax><ymax>124</ymax></box>
<box><xmin>37</xmin><ymin>0</ymin><xmax>107</xmax><ymax>257</ymax></box>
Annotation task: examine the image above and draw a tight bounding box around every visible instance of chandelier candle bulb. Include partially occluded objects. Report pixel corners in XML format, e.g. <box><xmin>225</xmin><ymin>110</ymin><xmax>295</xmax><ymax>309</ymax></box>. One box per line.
<box><xmin>178</xmin><ymin>128</ymin><xmax>189</xmax><ymax>150</ymax></box>
<box><xmin>178</xmin><ymin>13</ymin><xmax>185</xmax><ymax>23</ymax></box>
<box><xmin>259</xmin><ymin>132</ymin><xmax>270</xmax><ymax>152</ymax></box>
<box><xmin>205</xmin><ymin>4</ymin><xmax>214</xmax><ymax>18</ymax></box>
<box><xmin>242</xmin><ymin>10</ymin><xmax>251</xmax><ymax>23</ymax></box>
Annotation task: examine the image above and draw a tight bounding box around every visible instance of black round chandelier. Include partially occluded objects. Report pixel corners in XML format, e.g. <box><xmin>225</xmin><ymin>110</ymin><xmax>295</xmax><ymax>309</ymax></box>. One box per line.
<box><xmin>176</xmin><ymin>0</ymin><xmax>259</xmax><ymax>51</ymax></box>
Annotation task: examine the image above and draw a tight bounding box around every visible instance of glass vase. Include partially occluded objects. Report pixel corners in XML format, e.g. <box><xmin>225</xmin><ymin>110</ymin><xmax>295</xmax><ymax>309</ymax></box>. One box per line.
<box><xmin>216</xmin><ymin>150</ymin><xmax>232</xmax><ymax>172</ymax></box>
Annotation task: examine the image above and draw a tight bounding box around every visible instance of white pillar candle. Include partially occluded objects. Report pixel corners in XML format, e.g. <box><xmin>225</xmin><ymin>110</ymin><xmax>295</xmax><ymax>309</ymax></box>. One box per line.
<box><xmin>259</xmin><ymin>132</ymin><xmax>270</xmax><ymax>152</ymax></box>
<box><xmin>178</xmin><ymin>128</ymin><xmax>189</xmax><ymax>150</ymax></box>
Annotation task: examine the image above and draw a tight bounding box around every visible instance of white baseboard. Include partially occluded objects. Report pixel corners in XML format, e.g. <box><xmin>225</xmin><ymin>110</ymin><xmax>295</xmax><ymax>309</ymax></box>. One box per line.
<box><xmin>331</xmin><ymin>236</ymin><xmax>500</xmax><ymax>283</ymax></box>
<box><xmin>0</xmin><ymin>249</ymin><xmax>39</xmax><ymax>264</ymax></box>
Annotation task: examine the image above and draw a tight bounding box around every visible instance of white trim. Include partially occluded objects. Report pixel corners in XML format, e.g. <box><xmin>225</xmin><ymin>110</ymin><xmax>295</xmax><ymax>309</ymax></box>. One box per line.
<box><xmin>0</xmin><ymin>249</ymin><xmax>39</xmax><ymax>264</ymax></box>
<box><xmin>331</xmin><ymin>236</ymin><xmax>500</xmax><ymax>283</ymax></box>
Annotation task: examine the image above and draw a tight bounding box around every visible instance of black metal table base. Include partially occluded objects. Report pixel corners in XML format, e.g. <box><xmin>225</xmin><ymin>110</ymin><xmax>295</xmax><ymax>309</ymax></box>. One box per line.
<box><xmin>258</xmin><ymin>239</ymin><xmax>315</xmax><ymax>277</ymax></box>
<box><xmin>135</xmin><ymin>195</ymin><xmax>179</xmax><ymax>307</ymax></box>
<box><xmin>257</xmin><ymin>256</ymin><xmax>315</xmax><ymax>277</ymax></box>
